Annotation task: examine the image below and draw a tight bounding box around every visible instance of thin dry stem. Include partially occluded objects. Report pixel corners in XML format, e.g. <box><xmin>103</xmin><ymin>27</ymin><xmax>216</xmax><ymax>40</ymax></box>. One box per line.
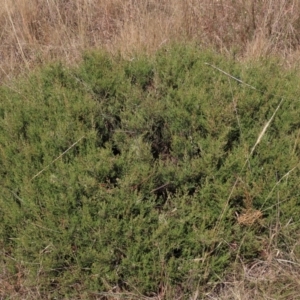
<box><xmin>31</xmin><ymin>136</ymin><xmax>85</xmax><ymax>181</ymax></box>
<box><xmin>249</xmin><ymin>98</ymin><xmax>284</xmax><ymax>158</ymax></box>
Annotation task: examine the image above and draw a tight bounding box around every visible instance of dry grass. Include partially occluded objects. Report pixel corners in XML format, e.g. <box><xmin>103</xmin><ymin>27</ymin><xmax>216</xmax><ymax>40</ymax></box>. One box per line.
<box><xmin>206</xmin><ymin>230</ymin><xmax>300</xmax><ymax>300</ymax></box>
<box><xmin>1</xmin><ymin>0</ymin><xmax>300</xmax><ymax>81</ymax></box>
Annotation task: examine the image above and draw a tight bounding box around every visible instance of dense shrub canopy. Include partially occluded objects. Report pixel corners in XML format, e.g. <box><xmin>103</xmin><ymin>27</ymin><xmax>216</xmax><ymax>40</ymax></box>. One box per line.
<box><xmin>1</xmin><ymin>45</ymin><xmax>300</xmax><ymax>298</ymax></box>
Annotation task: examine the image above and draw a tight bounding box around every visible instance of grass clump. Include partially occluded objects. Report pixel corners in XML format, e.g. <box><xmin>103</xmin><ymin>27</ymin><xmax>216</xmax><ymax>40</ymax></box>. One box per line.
<box><xmin>1</xmin><ymin>45</ymin><xmax>300</xmax><ymax>299</ymax></box>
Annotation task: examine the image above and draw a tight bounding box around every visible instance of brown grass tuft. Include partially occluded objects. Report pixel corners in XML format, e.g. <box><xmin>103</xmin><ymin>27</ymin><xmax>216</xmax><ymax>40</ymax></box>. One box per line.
<box><xmin>206</xmin><ymin>232</ymin><xmax>300</xmax><ymax>300</ymax></box>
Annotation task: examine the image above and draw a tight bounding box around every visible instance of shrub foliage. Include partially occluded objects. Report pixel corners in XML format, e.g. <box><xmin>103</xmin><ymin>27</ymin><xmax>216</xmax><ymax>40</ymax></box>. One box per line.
<box><xmin>1</xmin><ymin>45</ymin><xmax>300</xmax><ymax>298</ymax></box>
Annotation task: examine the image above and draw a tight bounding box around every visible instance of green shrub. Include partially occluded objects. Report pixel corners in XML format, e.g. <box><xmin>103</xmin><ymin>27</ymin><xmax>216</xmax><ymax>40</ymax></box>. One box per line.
<box><xmin>1</xmin><ymin>45</ymin><xmax>300</xmax><ymax>298</ymax></box>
